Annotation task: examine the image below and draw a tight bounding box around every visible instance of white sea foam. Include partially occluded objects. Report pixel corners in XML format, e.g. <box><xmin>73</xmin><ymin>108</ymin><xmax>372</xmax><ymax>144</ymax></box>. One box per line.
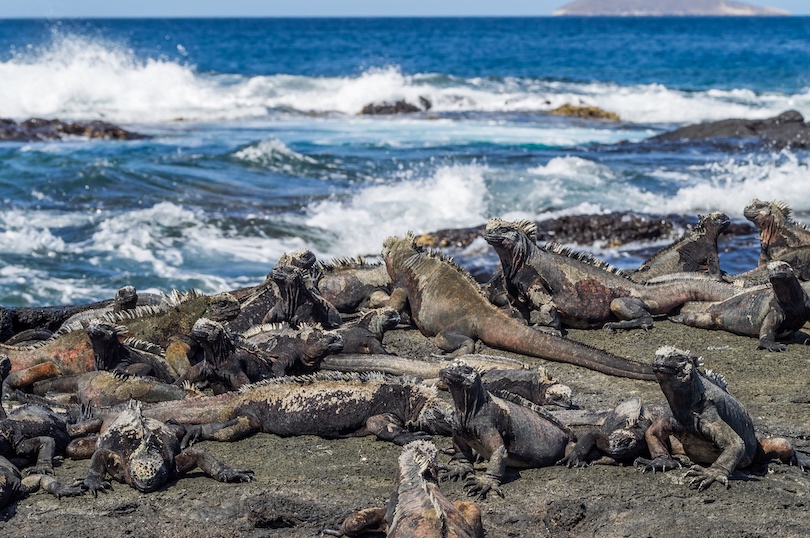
<box><xmin>233</xmin><ymin>137</ymin><xmax>317</xmax><ymax>166</ymax></box>
<box><xmin>304</xmin><ymin>164</ymin><xmax>489</xmax><ymax>255</ymax></box>
<box><xmin>1</xmin><ymin>32</ymin><xmax>807</xmax><ymax>125</ymax></box>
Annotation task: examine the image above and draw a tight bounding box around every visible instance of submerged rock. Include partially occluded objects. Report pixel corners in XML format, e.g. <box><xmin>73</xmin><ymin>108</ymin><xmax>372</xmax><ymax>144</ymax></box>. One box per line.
<box><xmin>0</xmin><ymin>118</ymin><xmax>148</xmax><ymax>142</ymax></box>
<box><xmin>359</xmin><ymin>97</ymin><xmax>432</xmax><ymax>115</ymax></box>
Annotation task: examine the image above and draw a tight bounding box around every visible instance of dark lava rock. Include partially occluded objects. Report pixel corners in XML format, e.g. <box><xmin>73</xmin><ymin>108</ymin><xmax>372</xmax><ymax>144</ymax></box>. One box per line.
<box><xmin>0</xmin><ymin>118</ymin><xmax>148</xmax><ymax>142</ymax></box>
<box><xmin>359</xmin><ymin>97</ymin><xmax>431</xmax><ymax>115</ymax></box>
<box><xmin>649</xmin><ymin>110</ymin><xmax>810</xmax><ymax>150</ymax></box>
<box><xmin>543</xmin><ymin>499</ymin><xmax>586</xmax><ymax>537</ymax></box>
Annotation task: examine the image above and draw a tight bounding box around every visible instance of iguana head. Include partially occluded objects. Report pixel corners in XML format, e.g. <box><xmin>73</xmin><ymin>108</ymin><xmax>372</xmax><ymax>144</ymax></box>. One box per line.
<box><xmin>439</xmin><ymin>360</ymin><xmax>487</xmax><ymax>418</ymax></box>
<box><xmin>382</xmin><ymin>234</ymin><xmax>421</xmax><ymax>275</ymax></box>
<box><xmin>744</xmin><ymin>199</ymin><xmax>793</xmax><ymax>251</ymax></box>
<box><xmin>300</xmin><ymin>326</ymin><xmax>344</xmax><ymax>366</ymax></box>
<box><xmin>85</xmin><ymin>320</ymin><xmax>127</xmax><ymax>370</ymax></box>
<box><xmin>767</xmin><ymin>260</ymin><xmax>805</xmax><ymax>303</ymax></box>
<box><xmin>698</xmin><ymin>212</ymin><xmax>731</xmax><ymax>235</ymax></box>
<box><xmin>399</xmin><ymin>439</ymin><xmax>439</xmax><ymax>485</ymax></box>
<box><xmin>652</xmin><ymin>346</ymin><xmax>700</xmax><ymax>383</ymax></box>
<box><xmin>278</xmin><ymin>249</ymin><xmax>317</xmax><ymax>271</ymax></box>
<box><xmin>483</xmin><ymin>218</ymin><xmax>537</xmax><ymax>273</ymax></box>
<box><xmin>113</xmin><ymin>285</ymin><xmax>138</xmax><ymax>312</ymax></box>
<box><xmin>207</xmin><ymin>292</ymin><xmax>240</xmax><ymax>323</ymax></box>
<box><xmin>191</xmin><ymin>318</ymin><xmax>235</xmax><ymax>367</ymax></box>
<box><xmin>112</xmin><ymin>401</ymin><xmax>171</xmax><ymax>493</ymax></box>
<box><xmin>362</xmin><ymin>307</ymin><xmax>401</xmax><ymax>335</ymax></box>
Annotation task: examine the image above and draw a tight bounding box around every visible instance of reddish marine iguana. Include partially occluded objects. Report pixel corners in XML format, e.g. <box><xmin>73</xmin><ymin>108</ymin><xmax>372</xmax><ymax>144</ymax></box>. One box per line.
<box><xmin>670</xmin><ymin>261</ymin><xmax>810</xmax><ymax>351</ymax></box>
<box><xmin>744</xmin><ymin>199</ymin><xmax>810</xmax><ymax>267</ymax></box>
<box><xmin>483</xmin><ymin>218</ymin><xmax>740</xmax><ymax>331</ymax></box>
<box><xmin>381</xmin><ymin>233</ymin><xmax>656</xmax><ymax>380</ymax></box>
<box><xmin>326</xmin><ymin>440</ymin><xmax>483</xmax><ymax>538</ymax></box>
<box><xmin>141</xmin><ymin>372</ymin><xmax>453</xmax><ymax>447</ymax></box>
<box><xmin>438</xmin><ymin>360</ymin><xmax>573</xmax><ymax>499</ymax></box>
<box><xmin>633</xmin><ymin>347</ymin><xmax>809</xmax><ymax>491</ymax></box>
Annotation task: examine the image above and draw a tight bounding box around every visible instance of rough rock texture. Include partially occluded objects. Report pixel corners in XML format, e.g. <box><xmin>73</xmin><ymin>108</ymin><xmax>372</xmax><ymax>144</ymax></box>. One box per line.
<box><xmin>553</xmin><ymin>0</ymin><xmax>790</xmax><ymax>16</ymax></box>
<box><xmin>1</xmin><ymin>321</ymin><xmax>808</xmax><ymax>537</ymax></box>
<box><xmin>359</xmin><ymin>97</ymin><xmax>432</xmax><ymax>115</ymax></box>
<box><xmin>550</xmin><ymin>104</ymin><xmax>620</xmax><ymax>121</ymax></box>
<box><xmin>650</xmin><ymin>110</ymin><xmax>810</xmax><ymax>150</ymax></box>
<box><xmin>0</xmin><ymin>118</ymin><xmax>148</xmax><ymax>141</ymax></box>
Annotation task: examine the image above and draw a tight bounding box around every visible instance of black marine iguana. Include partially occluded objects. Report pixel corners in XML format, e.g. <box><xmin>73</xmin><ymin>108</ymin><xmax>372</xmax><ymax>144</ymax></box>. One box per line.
<box><xmin>381</xmin><ymin>233</ymin><xmax>656</xmax><ymax>380</ymax></box>
<box><xmin>141</xmin><ymin>372</ymin><xmax>453</xmax><ymax>447</ymax></box>
<box><xmin>336</xmin><ymin>307</ymin><xmax>400</xmax><ymax>354</ymax></box>
<box><xmin>85</xmin><ymin>320</ymin><xmax>179</xmax><ymax>382</ymax></box>
<box><xmin>439</xmin><ymin>360</ymin><xmax>573</xmax><ymax>499</ymax></box>
<box><xmin>483</xmin><ymin>218</ymin><xmax>740</xmax><ymax>331</ymax></box>
<box><xmin>327</xmin><ymin>440</ymin><xmax>483</xmax><ymax>538</ymax></box>
<box><xmin>670</xmin><ymin>261</ymin><xmax>810</xmax><ymax>351</ymax></box>
<box><xmin>78</xmin><ymin>400</ymin><xmax>253</xmax><ymax>495</ymax></box>
<box><xmin>631</xmin><ymin>212</ymin><xmax>730</xmax><ymax>283</ymax></box>
<box><xmin>633</xmin><ymin>347</ymin><xmax>810</xmax><ymax>491</ymax></box>
<box><xmin>557</xmin><ymin>396</ymin><xmax>655</xmax><ymax>467</ymax></box>
<box><xmin>181</xmin><ymin>318</ymin><xmax>342</xmax><ymax>392</ymax></box>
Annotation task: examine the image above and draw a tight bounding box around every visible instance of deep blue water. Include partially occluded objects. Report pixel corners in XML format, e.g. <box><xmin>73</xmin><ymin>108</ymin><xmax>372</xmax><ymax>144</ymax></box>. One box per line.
<box><xmin>1</xmin><ymin>17</ymin><xmax>809</xmax><ymax>306</ymax></box>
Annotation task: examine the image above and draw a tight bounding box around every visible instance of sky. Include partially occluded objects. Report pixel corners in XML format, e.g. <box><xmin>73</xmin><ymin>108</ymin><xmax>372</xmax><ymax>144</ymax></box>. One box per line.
<box><xmin>2</xmin><ymin>0</ymin><xmax>808</xmax><ymax>18</ymax></box>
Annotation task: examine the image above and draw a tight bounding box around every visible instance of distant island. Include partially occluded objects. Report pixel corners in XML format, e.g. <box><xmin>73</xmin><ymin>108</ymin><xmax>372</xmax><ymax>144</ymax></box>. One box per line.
<box><xmin>553</xmin><ymin>0</ymin><xmax>790</xmax><ymax>16</ymax></box>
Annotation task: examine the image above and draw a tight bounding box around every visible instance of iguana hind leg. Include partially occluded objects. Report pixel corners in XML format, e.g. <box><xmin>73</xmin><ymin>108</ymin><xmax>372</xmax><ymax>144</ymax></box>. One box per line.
<box><xmin>604</xmin><ymin>298</ymin><xmax>653</xmax><ymax>331</ymax></box>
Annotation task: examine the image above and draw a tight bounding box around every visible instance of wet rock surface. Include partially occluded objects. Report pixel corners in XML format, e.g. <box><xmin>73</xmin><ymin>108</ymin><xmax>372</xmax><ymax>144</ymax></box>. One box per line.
<box><xmin>359</xmin><ymin>97</ymin><xmax>432</xmax><ymax>115</ymax></box>
<box><xmin>0</xmin><ymin>118</ymin><xmax>148</xmax><ymax>142</ymax></box>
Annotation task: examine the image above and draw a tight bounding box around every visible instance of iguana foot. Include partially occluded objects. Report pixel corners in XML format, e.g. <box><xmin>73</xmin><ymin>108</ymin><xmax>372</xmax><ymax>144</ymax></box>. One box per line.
<box><xmin>180</xmin><ymin>425</ymin><xmax>204</xmax><ymax>449</ymax></box>
<box><xmin>439</xmin><ymin>460</ymin><xmax>474</xmax><ymax>482</ymax></box>
<box><xmin>633</xmin><ymin>455</ymin><xmax>681</xmax><ymax>473</ymax></box>
<box><xmin>215</xmin><ymin>466</ymin><xmax>254</xmax><ymax>483</ymax></box>
<box><xmin>685</xmin><ymin>465</ymin><xmax>729</xmax><ymax>491</ymax></box>
<box><xmin>757</xmin><ymin>341</ymin><xmax>788</xmax><ymax>352</ymax></box>
<box><xmin>464</xmin><ymin>474</ymin><xmax>503</xmax><ymax>500</ymax></box>
<box><xmin>24</xmin><ymin>464</ymin><xmax>55</xmax><ymax>476</ymax></box>
<box><xmin>48</xmin><ymin>479</ymin><xmax>86</xmax><ymax>499</ymax></box>
<box><xmin>82</xmin><ymin>476</ymin><xmax>113</xmax><ymax>497</ymax></box>
<box><xmin>791</xmin><ymin>451</ymin><xmax>810</xmax><ymax>471</ymax></box>
<box><xmin>557</xmin><ymin>452</ymin><xmax>591</xmax><ymax>468</ymax></box>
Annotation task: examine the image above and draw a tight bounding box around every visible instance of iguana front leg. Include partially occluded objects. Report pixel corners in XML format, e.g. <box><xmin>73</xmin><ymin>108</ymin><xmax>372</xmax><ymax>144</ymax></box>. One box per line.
<box><xmin>179</xmin><ymin>415</ymin><xmax>261</xmax><ymax>448</ymax></box>
<box><xmin>21</xmin><ymin>474</ymin><xmax>84</xmax><ymax>499</ymax></box>
<box><xmin>757</xmin><ymin>309</ymin><xmax>787</xmax><ymax>352</ymax></box>
<box><xmin>82</xmin><ymin>448</ymin><xmax>121</xmax><ymax>496</ymax></box>
<box><xmin>440</xmin><ymin>435</ymin><xmax>476</xmax><ymax>483</ymax></box>
<box><xmin>362</xmin><ymin>413</ymin><xmax>432</xmax><ymax>445</ymax></box>
<box><xmin>685</xmin><ymin>407</ymin><xmax>746</xmax><ymax>491</ymax></box>
<box><xmin>465</xmin><ymin>443</ymin><xmax>506</xmax><ymax>500</ymax></box>
<box><xmin>174</xmin><ymin>448</ymin><xmax>253</xmax><ymax>483</ymax></box>
<box><xmin>604</xmin><ymin>298</ymin><xmax>654</xmax><ymax>331</ymax></box>
<box><xmin>16</xmin><ymin>436</ymin><xmax>57</xmax><ymax>475</ymax></box>
<box><xmin>634</xmin><ymin>416</ymin><xmax>682</xmax><ymax>472</ymax></box>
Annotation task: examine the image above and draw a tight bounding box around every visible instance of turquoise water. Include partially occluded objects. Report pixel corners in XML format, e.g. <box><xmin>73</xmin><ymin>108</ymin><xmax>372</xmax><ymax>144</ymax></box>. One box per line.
<box><xmin>1</xmin><ymin>17</ymin><xmax>809</xmax><ymax>306</ymax></box>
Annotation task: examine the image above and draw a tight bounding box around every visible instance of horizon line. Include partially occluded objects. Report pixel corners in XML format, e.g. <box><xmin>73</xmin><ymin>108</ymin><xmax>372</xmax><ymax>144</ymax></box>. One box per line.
<box><xmin>0</xmin><ymin>13</ymin><xmax>806</xmax><ymax>20</ymax></box>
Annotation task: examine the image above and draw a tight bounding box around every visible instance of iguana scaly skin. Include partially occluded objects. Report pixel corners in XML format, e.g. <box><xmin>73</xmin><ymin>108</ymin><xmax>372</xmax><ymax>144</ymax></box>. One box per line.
<box><xmin>634</xmin><ymin>347</ymin><xmax>810</xmax><ymax>491</ymax></box>
<box><xmin>80</xmin><ymin>400</ymin><xmax>253</xmax><ymax>495</ymax></box>
<box><xmin>483</xmin><ymin>218</ymin><xmax>740</xmax><ymax>330</ymax></box>
<box><xmin>31</xmin><ymin>371</ymin><xmax>197</xmax><ymax>407</ymax></box>
<box><xmin>320</xmin><ymin>353</ymin><xmax>573</xmax><ymax>408</ymax></box>
<box><xmin>744</xmin><ymin>199</ymin><xmax>810</xmax><ymax>266</ymax></box>
<box><xmin>336</xmin><ymin>307</ymin><xmax>400</xmax><ymax>354</ymax></box>
<box><xmin>632</xmin><ymin>212</ymin><xmax>730</xmax><ymax>283</ymax></box>
<box><xmin>381</xmin><ymin>234</ymin><xmax>656</xmax><ymax>380</ymax></box>
<box><xmin>329</xmin><ymin>441</ymin><xmax>483</xmax><ymax>538</ymax></box>
<box><xmin>671</xmin><ymin>261</ymin><xmax>810</xmax><ymax>351</ymax></box>
<box><xmin>439</xmin><ymin>360</ymin><xmax>573</xmax><ymax>499</ymax></box>
<box><xmin>2</xmin><ymin>290</ymin><xmax>239</xmax><ymax>388</ymax></box>
<box><xmin>141</xmin><ymin>372</ymin><xmax>453</xmax><ymax>447</ymax></box>
<box><xmin>86</xmin><ymin>320</ymin><xmax>179</xmax><ymax>382</ymax></box>
<box><xmin>316</xmin><ymin>257</ymin><xmax>392</xmax><ymax>313</ymax></box>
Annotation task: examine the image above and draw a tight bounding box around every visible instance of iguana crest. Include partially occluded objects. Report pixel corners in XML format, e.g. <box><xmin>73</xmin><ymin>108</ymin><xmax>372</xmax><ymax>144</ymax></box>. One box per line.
<box><xmin>543</xmin><ymin>242</ymin><xmax>629</xmax><ymax>277</ymax></box>
<box><xmin>485</xmin><ymin>217</ymin><xmax>538</xmax><ymax>241</ymax></box>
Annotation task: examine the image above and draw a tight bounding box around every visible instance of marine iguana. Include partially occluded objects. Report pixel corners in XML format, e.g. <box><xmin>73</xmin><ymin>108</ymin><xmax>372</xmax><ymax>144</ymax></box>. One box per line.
<box><xmin>381</xmin><ymin>233</ymin><xmax>656</xmax><ymax>380</ymax></box>
<box><xmin>336</xmin><ymin>307</ymin><xmax>400</xmax><ymax>354</ymax></box>
<box><xmin>181</xmin><ymin>318</ymin><xmax>343</xmax><ymax>391</ymax></box>
<box><xmin>31</xmin><ymin>371</ymin><xmax>199</xmax><ymax>407</ymax></box>
<box><xmin>557</xmin><ymin>397</ymin><xmax>655</xmax><ymax>467</ymax></box>
<box><xmin>670</xmin><ymin>261</ymin><xmax>810</xmax><ymax>351</ymax></box>
<box><xmin>141</xmin><ymin>372</ymin><xmax>453</xmax><ymax>447</ymax></box>
<box><xmin>744</xmin><ymin>199</ymin><xmax>810</xmax><ymax>267</ymax></box>
<box><xmin>79</xmin><ymin>400</ymin><xmax>253</xmax><ymax>495</ymax></box>
<box><xmin>2</xmin><ymin>290</ymin><xmax>240</xmax><ymax>389</ymax></box>
<box><xmin>632</xmin><ymin>212</ymin><xmax>730</xmax><ymax>283</ymax></box>
<box><xmin>438</xmin><ymin>360</ymin><xmax>573</xmax><ymax>499</ymax></box>
<box><xmin>327</xmin><ymin>440</ymin><xmax>483</xmax><ymax>538</ymax></box>
<box><xmin>633</xmin><ymin>347</ymin><xmax>810</xmax><ymax>491</ymax></box>
<box><xmin>0</xmin><ymin>455</ymin><xmax>84</xmax><ymax>508</ymax></box>
<box><xmin>85</xmin><ymin>320</ymin><xmax>179</xmax><ymax>382</ymax></box>
<box><xmin>483</xmin><ymin>218</ymin><xmax>740</xmax><ymax>331</ymax></box>
<box><xmin>316</xmin><ymin>257</ymin><xmax>392</xmax><ymax>313</ymax></box>
<box><xmin>320</xmin><ymin>353</ymin><xmax>573</xmax><ymax>408</ymax></box>
<box><xmin>263</xmin><ymin>263</ymin><xmax>342</xmax><ymax>329</ymax></box>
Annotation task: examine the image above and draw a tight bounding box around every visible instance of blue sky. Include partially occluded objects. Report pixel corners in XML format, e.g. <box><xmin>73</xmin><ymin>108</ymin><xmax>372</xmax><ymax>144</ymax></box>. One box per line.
<box><xmin>3</xmin><ymin>0</ymin><xmax>808</xmax><ymax>17</ymax></box>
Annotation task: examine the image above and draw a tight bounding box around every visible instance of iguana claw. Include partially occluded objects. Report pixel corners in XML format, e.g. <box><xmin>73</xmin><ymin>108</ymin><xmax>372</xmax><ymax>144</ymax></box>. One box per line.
<box><xmin>464</xmin><ymin>474</ymin><xmax>503</xmax><ymax>500</ymax></box>
<box><xmin>633</xmin><ymin>455</ymin><xmax>681</xmax><ymax>473</ymax></box>
<box><xmin>685</xmin><ymin>465</ymin><xmax>729</xmax><ymax>491</ymax></box>
<box><xmin>439</xmin><ymin>461</ymin><xmax>474</xmax><ymax>482</ymax></box>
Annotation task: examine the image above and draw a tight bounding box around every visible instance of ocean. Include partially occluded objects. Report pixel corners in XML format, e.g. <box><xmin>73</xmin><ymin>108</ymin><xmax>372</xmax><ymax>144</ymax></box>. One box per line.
<box><xmin>1</xmin><ymin>16</ymin><xmax>810</xmax><ymax>307</ymax></box>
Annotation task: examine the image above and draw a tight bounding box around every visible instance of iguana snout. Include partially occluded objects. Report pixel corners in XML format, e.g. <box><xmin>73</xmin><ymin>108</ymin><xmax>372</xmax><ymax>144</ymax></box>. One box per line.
<box><xmin>652</xmin><ymin>346</ymin><xmax>699</xmax><ymax>383</ymax></box>
<box><xmin>439</xmin><ymin>361</ymin><xmax>479</xmax><ymax>388</ymax></box>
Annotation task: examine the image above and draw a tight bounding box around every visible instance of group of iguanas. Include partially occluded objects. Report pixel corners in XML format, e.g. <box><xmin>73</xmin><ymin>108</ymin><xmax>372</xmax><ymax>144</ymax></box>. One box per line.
<box><xmin>0</xmin><ymin>198</ymin><xmax>809</xmax><ymax>536</ymax></box>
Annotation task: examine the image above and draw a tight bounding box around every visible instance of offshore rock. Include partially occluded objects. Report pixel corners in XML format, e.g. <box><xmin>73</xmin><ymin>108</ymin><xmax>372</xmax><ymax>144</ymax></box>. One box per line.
<box><xmin>649</xmin><ymin>110</ymin><xmax>810</xmax><ymax>150</ymax></box>
<box><xmin>550</xmin><ymin>104</ymin><xmax>620</xmax><ymax>121</ymax></box>
<box><xmin>359</xmin><ymin>97</ymin><xmax>432</xmax><ymax>115</ymax></box>
<box><xmin>0</xmin><ymin>118</ymin><xmax>148</xmax><ymax>142</ymax></box>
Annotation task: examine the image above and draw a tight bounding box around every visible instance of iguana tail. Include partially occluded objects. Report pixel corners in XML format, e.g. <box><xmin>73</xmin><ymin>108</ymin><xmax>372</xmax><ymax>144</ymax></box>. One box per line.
<box><xmin>478</xmin><ymin>321</ymin><xmax>655</xmax><ymax>381</ymax></box>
